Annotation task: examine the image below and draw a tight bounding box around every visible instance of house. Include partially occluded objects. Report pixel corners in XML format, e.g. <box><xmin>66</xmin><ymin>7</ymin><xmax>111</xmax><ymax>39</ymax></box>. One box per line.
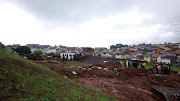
<box><xmin>157</xmin><ymin>56</ymin><xmax>177</xmax><ymax>64</ymax></box>
<box><xmin>60</xmin><ymin>53</ymin><xmax>76</xmax><ymax>60</ymax></box>
<box><xmin>101</xmin><ymin>52</ymin><xmax>112</xmax><ymax>58</ymax></box>
<box><xmin>163</xmin><ymin>47</ymin><xmax>171</xmax><ymax>51</ymax></box>
<box><xmin>41</xmin><ymin>47</ymin><xmax>56</xmax><ymax>53</ymax></box>
<box><xmin>144</xmin><ymin>55</ymin><xmax>151</xmax><ymax>62</ymax></box>
<box><xmin>82</xmin><ymin>47</ymin><xmax>94</xmax><ymax>55</ymax></box>
<box><xmin>156</xmin><ymin>48</ymin><xmax>164</xmax><ymax>53</ymax></box>
<box><xmin>115</xmin><ymin>53</ymin><xmax>121</xmax><ymax>59</ymax></box>
<box><xmin>30</xmin><ymin>47</ymin><xmax>41</xmax><ymax>53</ymax></box>
<box><xmin>134</xmin><ymin>53</ymin><xmax>142</xmax><ymax>58</ymax></box>
<box><xmin>136</xmin><ymin>55</ymin><xmax>144</xmax><ymax>61</ymax></box>
<box><xmin>151</xmin><ymin>53</ymin><xmax>160</xmax><ymax>61</ymax></box>
<box><xmin>115</xmin><ymin>53</ymin><xmax>129</xmax><ymax>59</ymax></box>
<box><xmin>6</xmin><ymin>44</ymin><xmax>20</xmax><ymax>51</ymax></box>
<box><xmin>161</xmin><ymin>52</ymin><xmax>175</xmax><ymax>56</ymax></box>
<box><xmin>175</xmin><ymin>49</ymin><xmax>180</xmax><ymax>55</ymax></box>
<box><xmin>146</xmin><ymin>50</ymin><xmax>155</xmax><ymax>56</ymax></box>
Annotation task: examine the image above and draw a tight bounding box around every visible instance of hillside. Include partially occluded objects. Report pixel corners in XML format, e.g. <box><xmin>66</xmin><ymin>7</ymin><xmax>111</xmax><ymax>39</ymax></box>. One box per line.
<box><xmin>0</xmin><ymin>49</ymin><xmax>117</xmax><ymax>101</ymax></box>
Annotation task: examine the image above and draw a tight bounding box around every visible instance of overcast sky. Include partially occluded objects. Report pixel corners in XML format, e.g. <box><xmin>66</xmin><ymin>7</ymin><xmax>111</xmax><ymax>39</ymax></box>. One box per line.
<box><xmin>0</xmin><ymin>0</ymin><xmax>180</xmax><ymax>47</ymax></box>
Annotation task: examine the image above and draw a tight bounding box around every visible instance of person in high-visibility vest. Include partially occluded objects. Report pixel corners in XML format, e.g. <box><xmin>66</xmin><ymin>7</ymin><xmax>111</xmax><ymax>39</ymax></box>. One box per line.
<box><xmin>126</xmin><ymin>60</ymin><xmax>129</xmax><ymax>68</ymax></box>
<box><xmin>157</xmin><ymin>65</ymin><xmax>161</xmax><ymax>74</ymax></box>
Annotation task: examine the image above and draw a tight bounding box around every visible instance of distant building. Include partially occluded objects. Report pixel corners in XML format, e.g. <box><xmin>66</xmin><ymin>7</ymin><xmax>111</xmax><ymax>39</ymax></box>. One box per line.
<box><xmin>6</xmin><ymin>44</ymin><xmax>21</xmax><ymax>50</ymax></box>
<box><xmin>156</xmin><ymin>48</ymin><xmax>164</xmax><ymax>53</ymax></box>
<box><xmin>101</xmin><ymin>52</ymin><xmax>112</xmax><ymax>58</ymax></box>
<box><xmin>26</xmin><ymin>44</ymin><xmax>39</xmax><ymax>46</ymax></box>
<box><xmin>82</xmin><ymin>47</ymin><xmax>94</xmax><ymax>55</ymax></box>
<box><xmin>60</xmin><ymin>53</ymin><xmax>76</xmax><ymax>60</ymax></box>
<box><xmin>144</xmin><ymin>55</ymin><xmax>151</xmax><ymax>62</ymax></box>
<box><xmin>151</xmin><ymin>53</ymin><xmax>160</xmax><ymax>61</ymax></box>
<box><xmin>136</xmin><ymin>55</ymin><xmax>144</xmax><ymax>61</ymax></box>
<box><xmin>157</xmin><ymin>56</ymin><xmax>177</xmax><ymax>64</ymax></box>
<box><xmin>146</xmin><ymin>50</ymin><xmax>155</xmax><ymax>56</ymax></box>
<box><xmin>115</xmin><ymin>53</ymin><xmax>129</xmax><ymax>59</ymax></box>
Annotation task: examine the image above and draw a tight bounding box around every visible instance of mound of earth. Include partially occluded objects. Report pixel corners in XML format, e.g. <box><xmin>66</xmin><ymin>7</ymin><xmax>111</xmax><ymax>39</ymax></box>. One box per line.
<box><xmin>83</xmin><ymin>56</ymin><xmax>115</xmax><ymax>65</ymax></box>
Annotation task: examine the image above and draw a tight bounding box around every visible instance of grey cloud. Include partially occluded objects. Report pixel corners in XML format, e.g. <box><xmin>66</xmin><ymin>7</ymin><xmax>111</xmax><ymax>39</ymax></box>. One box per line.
<box><xmin>1</xmin><ymin>0</ymin><xmax>180</xmax><ymax>45</ymax></box>
<box><xmin>4</xmin><ymin>0</ymin><xmax>179</xmax><ymax>28</ymax></box>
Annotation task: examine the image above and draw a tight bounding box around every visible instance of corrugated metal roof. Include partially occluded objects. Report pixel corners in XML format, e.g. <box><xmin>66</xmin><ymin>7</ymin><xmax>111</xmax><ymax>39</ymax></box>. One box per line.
<box><xmin>152</xmin><ymin>86</ymin><xmax>180</xmax><ymax>101</ymax></box>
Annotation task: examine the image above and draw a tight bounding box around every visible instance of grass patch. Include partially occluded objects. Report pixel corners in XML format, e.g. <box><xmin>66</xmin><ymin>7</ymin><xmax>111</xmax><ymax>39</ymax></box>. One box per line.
<box><xmin>145</xmin><ymin>62</ymin><xmax>180</xmax><ymax>72</ymax></box>
<box><xmin>0</xmin><ymin>49</ymin><xmax>118</xmax><ymax>101</ymax></box>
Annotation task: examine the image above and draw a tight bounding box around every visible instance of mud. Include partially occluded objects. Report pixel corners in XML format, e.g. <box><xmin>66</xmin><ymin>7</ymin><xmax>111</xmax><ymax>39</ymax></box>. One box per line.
<box><xmin>34</xmin><ymin>60</ymin><xmax>180</xmax><ymax>101</ymax></box>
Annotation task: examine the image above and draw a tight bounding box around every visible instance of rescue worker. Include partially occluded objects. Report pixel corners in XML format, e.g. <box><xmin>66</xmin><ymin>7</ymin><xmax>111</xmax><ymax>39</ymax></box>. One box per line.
<box><xmin>141</xmin><ymin>62</ymin><xmax>145</xmax><ymax>69</ymax></box>
<box><xmin>167</xmin><ymin>63</ymin><xmax>171</xmax><ymax>75</ymax></box>
<box><xmin>157</xmin><ymin>64</ymin><xmax>161</xmax><ymax>74</ymax></box>
<box><xmin>126</xmin><ymin>60</ymin><xmax>129</xmax><ymax>68</ymax></box>
<box><xmin>128</xmin><ymin>61</ymin><xmax>131</xmax><ymax>68</ymax></box>
<box><xmin>164</xmin><ymin>65</ymin><xmax>168</xmax><ymax>74</ymax></box>
<box><xmin>152</xmin><ymin>63</ymin><xmax>156</xmax><ymax>72</ymax></box>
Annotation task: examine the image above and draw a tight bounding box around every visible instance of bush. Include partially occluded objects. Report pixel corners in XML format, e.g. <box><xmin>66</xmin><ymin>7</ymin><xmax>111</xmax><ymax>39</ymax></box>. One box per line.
<box><xmin>0</xmin><ymin>42</ymin><xmax>5</xmax><ymax>49</ymax></box>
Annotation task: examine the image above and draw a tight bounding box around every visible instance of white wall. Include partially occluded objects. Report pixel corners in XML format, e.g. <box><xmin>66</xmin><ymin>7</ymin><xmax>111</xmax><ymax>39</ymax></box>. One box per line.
<box><xmin>60</xmin><ymin>53</ymin><xmax>76</xmax><ymax>60</ymax></box>
<box><xmin>115</xmin><ymin>55</ymin><xmax>121</xmax><ymax>59</ymax></box>
<box><xmin>30</xmin><ymin>48</ymin><xmax>39</xmax><ymax>53</ymax></box>
<box><xmin>157</xmin><ymin>57</ymin><xmax>170</xmax><ymax>64</ymax></box>
<box><xmin>42</xmin><ymin>48</ymin><xmax>56</xmax><ymax>53</ymax></box>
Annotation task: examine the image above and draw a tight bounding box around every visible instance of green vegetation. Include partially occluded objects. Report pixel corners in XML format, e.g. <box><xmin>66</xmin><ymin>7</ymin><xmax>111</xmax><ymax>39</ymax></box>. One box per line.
<box><xmin>145</xmin><ymin>62</ymin><xmax>180</xmax><ymax>72</ymax></box>
<box><xmin>110</xmin><ymin>43</ymin><xmax>128</xmax><ymax>49</ymax></box>
<box><xmin>0</xmin><ymin>49</ymin><xmax>117</xmax><ymax>101</ymax></box>
<box><xmin>0</xmin><ymin>42</ymin><xmax>5</xmax><ymax>49</ymax></box>
<box><xmin>13</xmin><ymin>46</ymin><xmax>31</xmax><ymax>54</ymax></box>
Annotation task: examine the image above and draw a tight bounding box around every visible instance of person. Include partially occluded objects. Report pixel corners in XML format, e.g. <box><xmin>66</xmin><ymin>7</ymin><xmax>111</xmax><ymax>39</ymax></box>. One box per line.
<box><xmin>152</xmin><ymin>63</ymin><xmax>156</xmax><ymax>72</ymax></box>
<box><xmin>141</xmin><ymin>62</ymin><xmax>145</xmax><ymax>69</ymax></box>
<box><xmin>157</xmin><ymin>64</ymin><xmax>161</xmax><ymax>74</ymax></box>
<box><xmin>156</xmin><ymin>64</ymin><xmax>159</xmax><ymax>74</ymax></box>
<box><xmin>126</xmin><ymin>60</ymin><xmax>129</xmax><ymax>68</ymax></box>
<box><xmin>135</xmin><ymin>61</ymin><xmax>139</xmax><ymax>68</ymax></box>
<box><xmin>132</xmin><ymin>61</ymin><xmax>135</xmax><ymax>68</ymax></box>
<box><xmin>62</xmin><ymin>54</ymin><xmax>65</xmax><ymax>61</ymax></box>
<box><xmin>160</xmin><ymin>62</ymin><xmax>163</xmax><ymax>73</ymax></box>
<box><xmin>167</xmin><ymin>63</ymin><xmax>171</xmax><ymax>75</ymax></box>
<box><xmin>120</xmin><ymin>61</ymin><xmax>124</xmax><ymax>67</ymax></box>
<box><xmin>128</xmin><ymin>61</ymin><xmax>131</xmax><ymax>68</ymax></box>
<box><xmin>163</xmin><ymin>65</ymin><xmax>168</xmax><ymax>74</ymax></box>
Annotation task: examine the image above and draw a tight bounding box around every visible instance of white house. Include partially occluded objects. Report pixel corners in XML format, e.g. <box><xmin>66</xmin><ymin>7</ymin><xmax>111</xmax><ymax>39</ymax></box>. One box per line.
<box><xmin>101</xmin><ymin>52</ymin><xmax>112</xmax><ymax>58</ymax></box>
<box><xmin>41</xmin><ymin>47</ymin><xmax>56</xmax><ymax>53</ymax></box>
<box><xmin>60</xmin><ymin>53</ymin><xmax>76</xmax><ymax>60</ymax></box>
<box><xmin>115</xmin><ymin>53</ymin><xmax>121</xmax><ymax>59</ymax></box>
<box><xmin>30</xmin><ymin>47</ymin><xmax>40</xmax><ymax>53</ymax></box>
<box><xmin>157</xmin><ymin>56</ymin><xmax>177</xmax><ymax>64</ymax></box>
<box><xmin>157</xmin><ymin>57</ymin><xmax>170</xmax><ymax>64</ymax></box>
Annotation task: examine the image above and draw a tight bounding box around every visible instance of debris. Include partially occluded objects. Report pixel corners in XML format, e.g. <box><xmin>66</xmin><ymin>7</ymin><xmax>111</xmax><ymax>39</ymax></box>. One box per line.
<box><xmin>98</xmin><ymin>67</ymin><xmax>102</xmax><ymax>70</ymax></box>
<box><xmin>104</xmin><ymin>68</ymin><xmax>109</xmax><ymax>71</ymax></box>
<box><xmin>72</xmin><ymin>71</ymin><xmax>77</xmax><ymax>75</ymax></box>
<box><xmin>152</xmin><ymin>86</ymin><xmax>180</xmax><ymax>101</ymax></box>
<box><xmin>148</xmin><ymin>74</ymin><xmax>162</xmax><ymax>77</ymax></box>
<box><xmin>70</xmin><ymin>66</ymin><xmax>75</xmax><ymax>68</ymax></box>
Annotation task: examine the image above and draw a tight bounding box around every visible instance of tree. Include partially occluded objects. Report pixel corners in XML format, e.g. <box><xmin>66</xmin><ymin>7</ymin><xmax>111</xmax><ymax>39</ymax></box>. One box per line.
<box><xmin>0</xmin><ymin>42</ymin><xmax>5</xmax><ymax>49</ymax></box>
<box><xmin>14</xmin><ymin>46</ymin><xmax>31</xmax><ymax>54</ymax></box>
<box><xmin>110</xmin><ymin>43</ymin><xmax>128</xmax><ymax>49</ymax></box>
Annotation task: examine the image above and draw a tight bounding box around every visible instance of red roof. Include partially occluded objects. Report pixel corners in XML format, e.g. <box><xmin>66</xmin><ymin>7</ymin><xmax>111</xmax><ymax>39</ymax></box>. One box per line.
<box><xmin>163</xmin><ymin>52</ymin><xmax>173</xmax><ymax>56</ymax></box>
<box><xmin>175</xmin><ymin>50</ymin><xmax>180</xmax><ymax>54</ymax></box>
